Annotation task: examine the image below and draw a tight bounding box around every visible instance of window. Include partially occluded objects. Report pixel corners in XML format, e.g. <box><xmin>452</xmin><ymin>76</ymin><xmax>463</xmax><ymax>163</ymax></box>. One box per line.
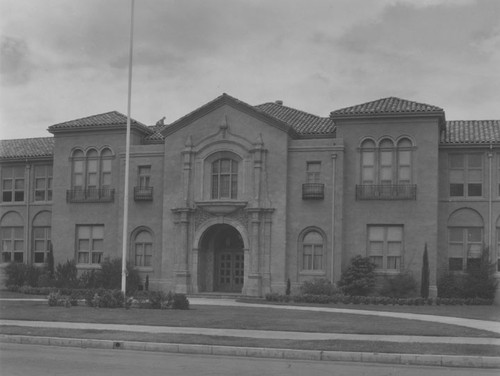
<box><xmin>448</xmin><ymin>227</ymin><xmax>482</xmax><ymax>271</ymax></box>
<box><xmin>368</xmin><ymin>225</ymin><xmax>403</xmax><ymax>270</ymax></box>
<box><xmin>306</xmin><ymin>162</ymin><xmax>321</xmax><ymax>183</ymax></box>
<box><xmin>360</xmin><ymin>138</ymin><xmax>413</xmax><ymax>185</ymax></box>
<box><xmin>34</xmin><ymin>165</ymin><xmax>53</xmax><ymax>202</ymax></box>
<box><xmin>134</xmin><ymin>230</ymin><xmax>153</xmax><ymax>267</ymax></box>
<box><xmin>360</xmin><ymin>140</ymin><xmax>376</xmax><ymax>184</ymax></box>
<box><xmin>1</xmin><ymin>227</ymin><xmax>24</xmax><ymax>263</ymax></box>
<box><xmin>138</xmin><ymin>166</ymin><xmax>151</xmax><ymax>188</ymax></box>
<box><xmin>71</xmin><ymin>148</ymin><xmax>113</xmax><ymax>190</ymax></box>
<box><xmin>33</xmin><ymin>227</ymin><xmax>51</xmax><ymax>263</ymax></box>
<box><xmin>449</xmin><ymin>154</ymin><xmax>483</xmax><ymax>197</ymax></box>
<box><xmin>76</xmin><ymin>225</ymin><xmax>104</xmax><ymax>264</ymax></box>
<box><xmin>211</xmin><ymin>158</ymin><xmax>238</xmax><ymax>199</ymax></box>
<box><xmin>2</xmin><ymin>166</ymin><xmax>25</xmax><ymax>202</ymax></box>
<box><xmin>301</xmin><ymin>230</ymin><xmax>324</xmax><ymax>271</ymax></box>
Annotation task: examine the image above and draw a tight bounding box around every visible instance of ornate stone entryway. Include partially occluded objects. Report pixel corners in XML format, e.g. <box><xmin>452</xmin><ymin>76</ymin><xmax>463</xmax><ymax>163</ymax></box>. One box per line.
<box><xmin>197</xmin><ymin>223</ymin><xmax>245</xmax><ymax>293</ymax></box>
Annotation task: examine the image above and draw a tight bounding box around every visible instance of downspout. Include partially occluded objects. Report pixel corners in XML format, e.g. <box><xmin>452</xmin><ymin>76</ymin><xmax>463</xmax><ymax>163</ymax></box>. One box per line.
<box><xmin>331</xmin><ymin>153</ymin><xmax>337</xmax><ymax>283</ymax></box>
<box><xmin>25</xmin><ymin>160</ymin><xmax>31</xmax><ymax>265</ymax></box>
<box><xmin>488</xmin><ymin>144</ymin><xmax>493</xmax><ymax>252</ymax></box>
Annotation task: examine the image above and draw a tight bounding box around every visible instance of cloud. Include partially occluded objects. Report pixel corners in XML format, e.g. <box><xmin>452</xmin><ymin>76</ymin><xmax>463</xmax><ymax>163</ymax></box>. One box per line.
<box><xmin>0</xmin><ymin>36</ymin><xmax>32</xmax><ymax>85</ymax></box>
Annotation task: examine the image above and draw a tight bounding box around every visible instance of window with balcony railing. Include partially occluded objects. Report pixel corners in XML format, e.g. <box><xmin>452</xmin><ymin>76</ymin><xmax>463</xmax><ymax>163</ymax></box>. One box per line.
<box><xmin>134</xmin><ymin>186</ymin><xmax>153</xmax><ymax>201</ymax></box>
<box><xmin>357</xmin><ymin>137</ymin><xmax>416</xmax><ymax>200</ymax></box>
<box><xmin>303</xmin><ymin>162</ymin><xmax>324</xmax><ymax>199</ymax></box>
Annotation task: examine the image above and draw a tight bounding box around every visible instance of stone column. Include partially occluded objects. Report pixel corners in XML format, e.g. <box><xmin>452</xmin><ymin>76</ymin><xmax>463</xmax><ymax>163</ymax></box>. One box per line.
<box><xmin>172</xmin><ymin>208</ymin><xmax>192</xmax><ymax>293</ymax></box>
<box><xmin>245</xmin><ymin>209</ymin><xmax>262</xmax><ymax>296</ymax></box>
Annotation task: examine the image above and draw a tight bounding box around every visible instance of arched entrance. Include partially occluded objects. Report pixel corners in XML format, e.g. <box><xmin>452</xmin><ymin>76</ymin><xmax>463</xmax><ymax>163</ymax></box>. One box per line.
<box><xmin>198</xmin><ymin>224</ymin><xmax>244</xmax><ymax>293</ymax></box>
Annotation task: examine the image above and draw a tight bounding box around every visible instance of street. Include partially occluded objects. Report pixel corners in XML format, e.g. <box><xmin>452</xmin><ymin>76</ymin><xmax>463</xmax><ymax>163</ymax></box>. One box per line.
<box><xmin>0</xmin><ymin>343</ymin><xmax>497</xmax><ymax>376</ymax></box>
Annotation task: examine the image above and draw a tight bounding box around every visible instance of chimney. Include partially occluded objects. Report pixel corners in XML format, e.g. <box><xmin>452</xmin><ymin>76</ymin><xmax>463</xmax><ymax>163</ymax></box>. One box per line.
<box><xmin>275</xmin><ymin>100</ymin><xmax>283</xmax><ymax>105</ymax></box>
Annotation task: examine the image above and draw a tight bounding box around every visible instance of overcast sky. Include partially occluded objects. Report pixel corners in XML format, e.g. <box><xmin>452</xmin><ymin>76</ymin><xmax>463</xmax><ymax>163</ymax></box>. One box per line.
<box><xmin>1</xmin><ymin>0</ymin><xmax>499</xmax><ymax>140</ymax></box>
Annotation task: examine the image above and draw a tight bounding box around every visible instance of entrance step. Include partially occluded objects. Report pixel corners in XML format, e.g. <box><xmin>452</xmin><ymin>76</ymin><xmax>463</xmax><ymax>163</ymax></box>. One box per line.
<box><xmin>187</xmin><ymin>292</ymin><xmax>245</xmax><ymax>300</ymax></box>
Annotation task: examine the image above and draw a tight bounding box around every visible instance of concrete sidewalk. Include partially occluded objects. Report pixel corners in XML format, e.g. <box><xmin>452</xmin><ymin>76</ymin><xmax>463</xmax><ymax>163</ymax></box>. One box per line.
<box><xmin>1</xmin><ymin>319</ymin><xmax>499</xmax><ymax>345</ymax></box>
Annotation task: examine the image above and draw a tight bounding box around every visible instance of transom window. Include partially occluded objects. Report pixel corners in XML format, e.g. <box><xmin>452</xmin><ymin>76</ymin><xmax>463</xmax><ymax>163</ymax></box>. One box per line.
<box><xmin>449</xmin><ymin>154</ymin><xmax>483</xmax><ymax>198</ymax></box>
<box><xmin>360</xmin><ymin>138</ymin><xmax>413</xmax><ymax>185</ymax></box>
<box><xmin>368</xmin><ymin>225</ymin><xmax>403</xmax><ymax>270</ymax></box>
<box><xmin>76</xmin><ymin>225</ymin><xmax>104</xmax><ymax>264</ymax></box>
<box><xmin>301</xmin><ymin>230</ymin><xmax>324</xmax><ymax>271</ymax></box>
<box><xmin>1</xmin><ymin>227</ymin><xmax>24</xmax><ymax>263</ymax></box>
<box><xmin>211</xmin><ymin>158</ymin><xmax>238</xmax><ymax>199</ymax></box>
<box><xmin>2</xmin><ymin>166</ymin><xmax>25</xmax><ymax>202</ymax></box>
<box><xmin>34</xmin><ymin>165</ymin><xmax>53</xmax><ymax>202</ymax></box>
<box><xmin>448</xmin><ymin>227</ymin><xmax>482</xmax><ymax>271</ymax></box>
<box><xmin>134</xmin><ymin>230</ymin><xmax>153</xmax><ymax>267</ymax></box>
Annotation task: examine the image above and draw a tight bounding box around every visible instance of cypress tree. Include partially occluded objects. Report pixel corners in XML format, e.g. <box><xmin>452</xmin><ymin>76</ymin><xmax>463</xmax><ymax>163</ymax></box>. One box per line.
<box><xmin>421</xmin><ymin>243</ymin><xmax>430</xmax><ymax>298</ymax></box>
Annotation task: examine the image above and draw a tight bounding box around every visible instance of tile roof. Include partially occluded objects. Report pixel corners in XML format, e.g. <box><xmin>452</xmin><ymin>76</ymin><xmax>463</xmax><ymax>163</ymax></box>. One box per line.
<box><xmin>0</xmin><ymin>137</ymin><xmax>54</xmax><ymax>159</ymax></box>
<box><xmin>330</xmin><ymin>97</ymin><xmax>444</xmax><ymax>116</ymax></box>
<box><xmin>441</xmin><ymin>120</ymin><xmax>500</xmax><ymax>144</ymax></box>
<box><xmin>255</xmin><ymin>102</ymin><xmax>335</xmax><ymax>136</ymax></box>
<box><xmin>48</xmin><ymin>111</ymin><xmax>152</xmax><ymax>134</ymax></box>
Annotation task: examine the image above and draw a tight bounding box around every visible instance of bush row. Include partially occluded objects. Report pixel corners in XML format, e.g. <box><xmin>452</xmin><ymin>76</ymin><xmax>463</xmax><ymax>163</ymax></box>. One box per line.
<box><xmin>45</xmin><ymin>288</ymin><xmax>190</xmax><ymax>310</ymax></box>
<box><xmin>265</xmin><ymin>293</ymin><xmax>493</xmax><ymax>306</ymax></box>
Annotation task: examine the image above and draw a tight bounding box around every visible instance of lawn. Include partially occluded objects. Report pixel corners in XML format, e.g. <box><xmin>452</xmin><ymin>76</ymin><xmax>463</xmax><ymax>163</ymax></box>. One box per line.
<box><xmin>0</xmin><ymin>299</ymin><xmax>498</xmax><ymax>338</ymax></box>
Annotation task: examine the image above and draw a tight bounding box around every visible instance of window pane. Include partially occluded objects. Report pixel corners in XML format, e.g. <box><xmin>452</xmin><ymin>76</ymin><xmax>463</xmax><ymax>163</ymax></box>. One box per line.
<box><xmin>387</xmin><ymin>256</ymin><xmax>400</xmax><ymax>269</ymax></box>
<box><xmin>35</xmin><ymin>178</ymin><xmax>45</xmax><ymax>189</ymax></box>
<box><xmin>449</xmin><ymin>170</ymin><xmax>464</xmax><ymax>183</ymax></box>
<box><xmin>303</xmin><ymin>231</ymin><xmax>322</xmax><ymax>244</ymax></box>
<box><xmin>15</xmin><ymin>179</ymin><xmax>24</xmax><ymax>189</ymax></box>
<box><xmin>74</xmin><ymin>160</ymin><xmax>84</xmax><ymax>173</ymax></box>
<box><xmin>450</xmin><ymin>184</ymin><xmax>464</xmax><ymax>197</ymax></box>
<box><xmin>303</xmin><ymin>254</ymin><xmax>312</xmax><ymax>270</ymax></box>
<box><xmin>78</xmin><ymin>226</ymin><xmax>90</xmax><ymax>238</ymax></box>
<box><xmin>102</xmin><ymin>159</ymin><xmax>111</xmax><ymax>172</ymax></box>
<box><xmin>399</xmin><ymin>166</ymin><xmax>411</xmax><ymax>182</ymax></box>
<box><xmin>468</xmin><ymin>184</ymin><xmax>482</xmax><ymax>196</ymax></box>
<box><xmin>362</xmin><ymin>151</ymin><xmax>374</xmax><ymax>165</ymax></box>
<box><xmin>449</xmin><ymin>258</ymin><xmax>463</xmax><ymax>271</ymax></box>
<box><xmin>220</xmin><ymin>159</ymin><xmax>230</xmax><ymax>173</ymax></box>
<box><xmin>2</xmin><ymin>180</ymin><xmax>12</xmax><ymax>190</ymax></box>
<box><xmin>370</xmin><ymin>256</ymin><xmax>383</xmax><ymax>268</ymax></box>
<box><xmin>468</xmin><ymin>228</ymin><xmax>482</xmax><ymax>242</ymax></box>
<box><xmin>468</xmin><ymin>154</ymin><xmax>482</xmax><ymax>168</ymax></box>
<box><xmin>34</xmin><ymin>252</ymin><xmax>45</xmax><ymax>263</ymax></box>
<box><xmin>368</xmin><ymin>241</ymin><xmax>384</xmax><ymax>254</ymax></box>
<box><xmin>78</xmin><ymin>252</ymin><xmax>89</xmax><ymax>263</ymax></box>
<box><xmin>387</xmin><ymin>226</ymin><xmax>402</xmax><ymax>241</ymax></box>
<box><xmin>87</xmin><ymin>160</ymin><xmax>98</xmax><ymax>172</ymax></box>
<box><xmin>449</xmin><ymin>228</ymin><xmax>463</xmax><ymax>242</ymax></box>
<box><xmin>92</xmin><ymin>239</ymin><xmax>103</xmax><ymax>250</ymax></box>
<box><xmin>449</xmin><ymin>243</ymin><xmax>463</xmax><ymax>257</ymax></box>
<box><xmin>92</xmin><ymin>226</ymin><xmax>104</xmax><ymax>239</ymax></box>
<box><xmin>14</xmin><ymin>227</ymin><xmax>23</xmax><ymax>238</ymax></box>
<box><xmin>362</xmin><ymin>167</ymin><xmax>374</xmax><ymax>183</ymax></box>
<box><xmin>449</xmin><ymin>154</ymin><xmax>464</xmax><ymax>168</ymax></box>
<box><xmin>78</xmin><ymin>239</ymin><xmax>90</xmax><ymax>250</ymax></box>
<box><xmin>369</xmin><ymin>227</ymin><xmax>384</xmax><ymax>241</ymax></box>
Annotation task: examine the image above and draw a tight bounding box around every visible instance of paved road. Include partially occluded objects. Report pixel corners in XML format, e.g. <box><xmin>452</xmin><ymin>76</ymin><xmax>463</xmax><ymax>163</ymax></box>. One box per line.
<box><xmin>0</xmin><ymin>343</ymin><xmax>497</xmax><ymax>376</ymax></box>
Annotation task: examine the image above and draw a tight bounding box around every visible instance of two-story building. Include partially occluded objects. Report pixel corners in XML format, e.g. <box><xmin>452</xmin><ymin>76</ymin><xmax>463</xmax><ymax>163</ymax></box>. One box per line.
<box><xmin>1</xmin><ymin>94</ymin><xmax>499</xmax><ymax>298</ymax></box>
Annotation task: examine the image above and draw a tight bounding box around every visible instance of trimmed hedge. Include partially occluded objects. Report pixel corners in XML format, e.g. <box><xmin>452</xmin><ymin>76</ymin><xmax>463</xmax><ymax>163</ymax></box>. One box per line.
<box><xmin>264</xmin><ymin>293</ymin><xmax>493</xmax><ymax>306</ymax></box>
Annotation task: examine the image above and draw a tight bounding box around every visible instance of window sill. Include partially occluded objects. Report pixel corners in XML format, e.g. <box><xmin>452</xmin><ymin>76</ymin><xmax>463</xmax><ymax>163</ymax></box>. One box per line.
<box><xmin>135</xmin><ymin>266</ymin><xmax>154</xmax><ymax>272</ymax></box>
<box><xmin>76</xmin><ymin>264</ymin><xmax>102</xmax><ymax>270</ymax></box>
<box><xmin>299</xmin><ymin>270</ymin><xmax>326</xmax><ymax>276</ymax></box>
<box><xmin>373</xmin><ymin>270</ymin><xmax>401</xmax><ymax>275</ymax></box>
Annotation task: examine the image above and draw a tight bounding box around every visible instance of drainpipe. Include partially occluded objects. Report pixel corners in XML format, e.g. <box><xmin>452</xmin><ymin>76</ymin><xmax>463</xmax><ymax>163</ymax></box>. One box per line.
<box><xmin>488</xmin><ymin>144</ymin><xmax>493</xmax><ymax>252</ymax></box>
<box><xmin>25</xmin><ymin>160</ymin><xmax>31</xmax><ymax>265</ymax></box>
<box><xmin>331</xmin><ymin>153</ymin><xmax>337</xmax><ymax>283</ymax></box>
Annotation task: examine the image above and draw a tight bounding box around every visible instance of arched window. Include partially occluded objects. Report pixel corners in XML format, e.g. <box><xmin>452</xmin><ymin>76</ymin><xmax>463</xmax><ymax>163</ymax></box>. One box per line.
<box><xmin>379</xmin><ymin>139</ymin><xmax>394</xmax><ymax>184</ymax></box>
<box><xmin>300</xmin><ymin>230</ymin><xmax>324</xmax><ymax>271</ymax></box>
<box><xmin>360</xmin><ymin>139</ymin><xmax>376</xmax><ymax>184</ymax></box>
<box><xmin>397</xmin><ymin>138</ymin><xmax>412</xmax><ymax>184</ymax></box>
<box><xmin>448</xmin><ymin>209</ymin><xmax>484</xmax><ymax>271</ymax></box>
<box><xmin>211</xmin><ymin>158</ymin><xmax>238</xmax><ymax>199</ymax></box>
<box><xmin>69</xmin><ymin>148</ymin><xmax>114</xmax><ymax>202</ymax></box>
<box><xmin>134</xmin><ymin>230</ymin><xmax>153</xmax><ymax>267</ymax></box>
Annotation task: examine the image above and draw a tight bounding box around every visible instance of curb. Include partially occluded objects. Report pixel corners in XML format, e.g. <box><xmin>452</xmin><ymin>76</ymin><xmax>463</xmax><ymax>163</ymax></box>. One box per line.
<box><xmin>1</xmin><ymin>334</ymin><xmax>499</xmax><ymax>369</ymax></box>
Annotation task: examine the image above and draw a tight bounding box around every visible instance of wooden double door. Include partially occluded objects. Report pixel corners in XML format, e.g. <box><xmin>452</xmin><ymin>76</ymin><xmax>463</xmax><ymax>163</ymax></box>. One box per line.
<box><xmin>215</xmin><ymin>250</ymin><xmax>244</xmax><ymax>293</ymax></box>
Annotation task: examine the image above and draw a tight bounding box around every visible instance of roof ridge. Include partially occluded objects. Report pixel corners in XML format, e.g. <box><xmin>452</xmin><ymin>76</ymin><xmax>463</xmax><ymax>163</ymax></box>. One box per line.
<box><xmin>255</xmin><ymin>102</ymin><xmax>329</xmax><ymax>119</ymax></box>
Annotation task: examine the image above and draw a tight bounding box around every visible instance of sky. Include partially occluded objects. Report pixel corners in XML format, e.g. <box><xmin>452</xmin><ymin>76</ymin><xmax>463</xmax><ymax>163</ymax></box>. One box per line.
<box><xmin>1</xmin><ymin>0</ymin><xmax>499</xmax><ymax>140</ymax></box>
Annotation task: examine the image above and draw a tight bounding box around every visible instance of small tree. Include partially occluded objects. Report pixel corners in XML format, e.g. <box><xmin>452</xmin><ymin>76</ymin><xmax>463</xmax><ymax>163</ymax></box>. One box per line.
<box><xmin>420</xmin><ymin>243</ymin><xmax>430</xmax><ymax>298</ymax></box>
<box><xmin>47</xmin><ymin>244</ymin><xmax>55</xmax><ymax>278</ymax></box>
<box><xmin>145</xmin><ymin>275</ymin><xmax>149</xmax><ymax>292</ymax></box>
<box><xmin>463</xmin><ymin>247</ymin><xmax>497</xmax><ymax>299</ymax></box>
<box><xmin>285</xmin><ymin>278</ymin><xmax>291</xmax><ymax>296</ymax></box>
<box><xmin>338</xmin><ymin>255</ymin><xmax>376</xmax><ymax>296</ymax></box>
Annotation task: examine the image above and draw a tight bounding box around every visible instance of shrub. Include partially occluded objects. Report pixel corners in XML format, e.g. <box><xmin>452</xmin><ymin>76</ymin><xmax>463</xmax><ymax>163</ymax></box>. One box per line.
<box><xmin>91</xmin><ymin>258</ymin><xmax>141</xmax><ymax>295</ymax></box>
<box><xmin>300</xmin><ymin>278</ymin><xmax>337</xmax><ymax>296</ymax></box>
<box><xmin>338</xmin><ymin>256</ymin><xmax>376</xmax><ymax>296</ymax></box>
<box><xmin>85</xmin><ymin>289</ymin><xmax>125</xmax><ymax>308</ymax></box>
<box><xmin>462</xmin><ymin>248</ymin><xmax>498</xmax><ymax>299</ymax></box>
<box><xmin>55</xmin><ymin>260</ymin><xmax>79</xmax><ymax>288</ymax></box>
<box><xmin>4</xmin><ymin>262</ymin><xmax>44</xmax><ymax>287</ymax></box>
<box><xmin>437</xmin><ymin>273</ymin><xmax>464</xmax><ymax>298</ymax></box>
<box><xmin>379</xmin><ymin>272</ymin><xmax>417</xmax><ymax>298</ymax></box>
<box><xmin>172</xmin><ymin>293</ymin><xmax>189</xmax><ymax>310</ymax></box>
<box><xmin>48</xmin><ymin>291</ymin><xmax>61</xmax><ymax>306</ymax></box>
<box><xmin>286</xmin><ymin>278</ymin><xmax>291</xmax><ymax>296</ymax></box>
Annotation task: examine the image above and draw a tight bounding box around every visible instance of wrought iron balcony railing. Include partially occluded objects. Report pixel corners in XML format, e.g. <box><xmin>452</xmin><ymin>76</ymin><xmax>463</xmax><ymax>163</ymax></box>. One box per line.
<box><xmin>66</xmin><ymin>188</ymin><xmax>115</xmax><ymax>203</ymax></box>
<box><xmin>302</xmin><ymin>183</ymin><xmax>325</xmax><ymax>200</ymax></box>
<box><xmin>356</xmin><ymin>184</ymin><xmax>417</xmax><ymax>200</ymax></box>
<box><xmin>134</xmin><ymin>186</ymin><xmax>153</xmax><ymax>201</ymax></box>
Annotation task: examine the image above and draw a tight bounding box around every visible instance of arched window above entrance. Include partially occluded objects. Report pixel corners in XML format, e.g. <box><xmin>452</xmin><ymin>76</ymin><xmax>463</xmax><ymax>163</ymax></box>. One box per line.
<box><xmin>211</xmin><ymin>158</ymin><xmax>238</xmax><ymax>199</ymax></box>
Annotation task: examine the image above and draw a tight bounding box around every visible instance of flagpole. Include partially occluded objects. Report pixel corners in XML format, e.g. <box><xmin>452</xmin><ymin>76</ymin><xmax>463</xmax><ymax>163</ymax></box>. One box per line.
<box><xmin>121</xmin><ymin>0</ymin><xmax>135</xmax><ymax>295</ymax></box>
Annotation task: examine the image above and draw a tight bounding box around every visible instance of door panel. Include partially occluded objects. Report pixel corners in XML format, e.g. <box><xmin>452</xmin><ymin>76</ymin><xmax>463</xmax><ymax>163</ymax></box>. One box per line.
<box><xmin>216</xmin><ymin>250</ymin><xmax>244</xmax><ymax>292</ymax></box>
